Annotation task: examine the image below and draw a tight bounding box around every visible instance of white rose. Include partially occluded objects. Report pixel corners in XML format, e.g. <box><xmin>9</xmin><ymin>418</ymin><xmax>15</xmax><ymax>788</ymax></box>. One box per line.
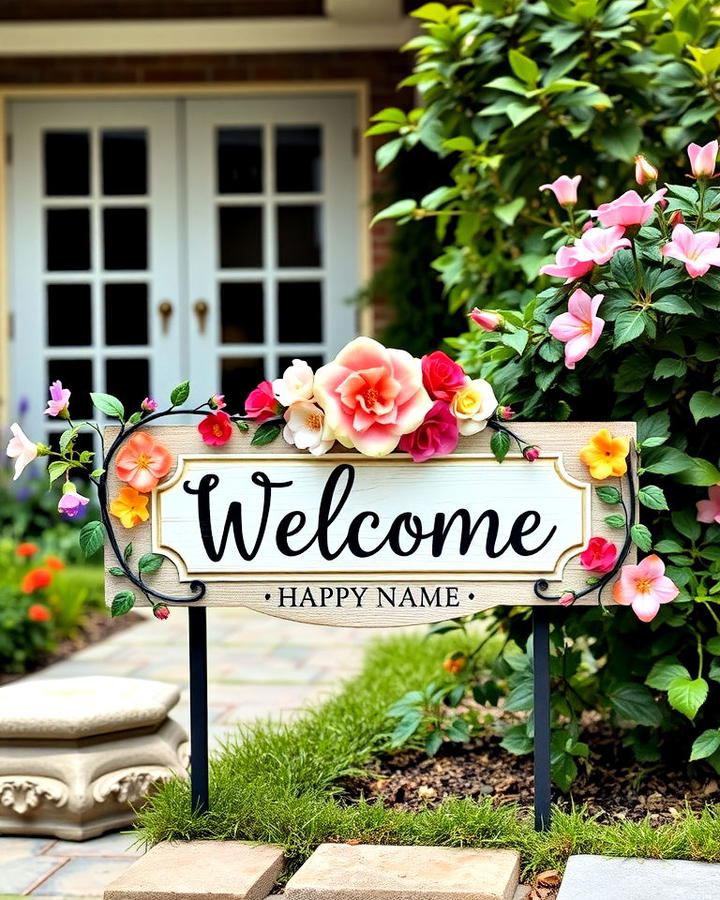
<box><xmin>282</xmin><ymin>401</ymin><xmax>335</xmax><ymax>456</ymax></box>
<box><xmin>273</xmin><ymin>359</ymin><xmax>314</xmax><ymax>407</ymax></box>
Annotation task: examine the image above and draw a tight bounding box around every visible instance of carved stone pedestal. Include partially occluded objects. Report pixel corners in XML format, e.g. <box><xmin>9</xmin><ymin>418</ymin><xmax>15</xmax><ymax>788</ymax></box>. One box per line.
<box><xmin>0</xmin><ymin>676</ymin><xmax>189</xmax><ymax>840</ymax></box>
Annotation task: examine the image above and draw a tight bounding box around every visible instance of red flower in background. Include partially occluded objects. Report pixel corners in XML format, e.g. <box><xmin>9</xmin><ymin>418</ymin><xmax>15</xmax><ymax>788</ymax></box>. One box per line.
<box><xmin>16</xmin><ymin>542</ymin><xmax>38</xmax><ymax>558</ymax></box>
<box><xmin>28</xmin><ymin>604</ymin><xmax>51</xmax><ymax>623</ymax></box>
<box><xmin>21</xmin><ymin>569</ymin><xmax>52</xmax><ymax>594</ymax></box>
<box><xmin>44</xmin><ymin>557</ymin><xmax>64</xmax><ymax>571</ymax></box>
<box><xmin>421</xmin><ymin>351</ymin><xmax>466</xmax><ymax>403</ymax></box>
<box><xmin>198</xmin><ymin>411</ymin><xmax>233</xmax><ymax>447</ymax></box>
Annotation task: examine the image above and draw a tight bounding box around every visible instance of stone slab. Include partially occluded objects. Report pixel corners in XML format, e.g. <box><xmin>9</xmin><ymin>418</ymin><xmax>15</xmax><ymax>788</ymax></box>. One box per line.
<box><xmin>557</xmin><ymin>855</ymin><xmax>720</xmax><ymax>900</ymax></box>
<box><xmin>283</xmin><ymin>843</ymin><xmax>520</xmax><ymax>900</ymax></box>
<box><xmin>0</xmin><ymin>677</ymin><xmax>180</xmax><ymax>739</ymax></box>
<box><xmin>103</xmin><ymin>841</ymin><xmax>284</xmax><ymax>900</ymax></box>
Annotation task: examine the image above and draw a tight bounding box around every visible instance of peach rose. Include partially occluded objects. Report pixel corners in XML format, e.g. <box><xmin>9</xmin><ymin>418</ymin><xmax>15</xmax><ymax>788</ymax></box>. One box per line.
<box><xmin>313</xmin><ymin>337</ymin><xmax>433</xmax><ymax>457</ymax></box>
<box><xmin>450</xmin><ymin>378</ymin><xmax>498</xmax><ymax>436</ymax></box>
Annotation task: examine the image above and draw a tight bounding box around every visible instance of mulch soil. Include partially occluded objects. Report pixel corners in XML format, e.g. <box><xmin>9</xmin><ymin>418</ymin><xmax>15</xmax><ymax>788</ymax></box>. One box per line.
<box><xmin>342</xmin><ymin>717</ymin><xmax>719</xmax><ymax>826</ymax></box>
<box><xmin>0</xmin><ymin>608</ymin><xmax>143</xmax><ymax>686</ymax></box>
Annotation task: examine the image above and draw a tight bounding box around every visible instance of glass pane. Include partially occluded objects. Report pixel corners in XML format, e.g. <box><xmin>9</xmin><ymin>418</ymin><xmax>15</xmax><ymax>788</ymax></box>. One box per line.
<box><xmin>47</xmin><ymin>284</ymin><xmax>92</xmax><ymax>346</ymax></box>
<box><xmin>103</xmin><ymin>208</ymin><xmax>148</xmax><ymax>270</ymax></box>
<box><xmin>277</xmin><ymin>281</ymin><xmax>322</xmax><ymax>343</ymax></box>
<box><xmin>105</xmin><ymin>358</ymin><xmax>150</xmax><ymax>415</ymax></box>
<box><xmin>219</xmin><ymin>206</ymin><xmax>263</xmax><ymax>268</ymax></box>
<box><xmin>220</xmin><ymin>282</ymin><xmax>264</xmax><ymax>344</ymax></box>
<box><xmin>217</xmin><ymin>128</ymin><xmax>263</xmax><ymax>194</ymax></box>
<box><xmin>46</xmin><ymin>209</ymin><xmax>91</xmax><ymax>271</ymax></box>
<box><xmin>278</xmin><ymin>353</ymin><xmax>324</xmax><ymax>374</ymax></box>
<box><xmin>275</xmin><ymin>126</ymin><xmax>321</xmax><ymax>193</ymax></box>
<box><xmin>221</xmin><ymin>357</ymin><xmax>265</xmax><ymax>404</ymax></box>
<box><xmin>277</xmin><ymin>205</ymin><xmax>321</xmax><ymax>267</ymax></box>
<box><xmin>105</xmin><ymin>283</ymin><xmax>148</xmax><ymax>345</ymax></box>
<box><xmin>47</xmin><ymin>358</ymin><xmax>93</xmax><ymax>419</ymax></box>
<box><xmin>102</xmin><ymin>130</ymin><xmax>147</xmax><ymax>195</ymax></box>
<box><xmin>44</xmin><ymin>131</ymin><xmax>90</xmax><ymax>197</ymax></box>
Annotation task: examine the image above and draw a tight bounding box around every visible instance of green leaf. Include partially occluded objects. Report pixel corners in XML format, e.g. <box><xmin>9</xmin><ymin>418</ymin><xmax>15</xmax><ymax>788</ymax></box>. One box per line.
<box><xmin>638</xmin><ymin>485</ymin><xmax>668</xmax><ymax>510</ymax></box>
<box><xmin>500</xmin><ymin>724</ymin><xmax>533</xmax><ymax>755</ymax></box>
<box><xmin>631</xmin><ymin>524</ymin><xmax>652</xmax><ymax>552</ymax></box>
<box><xmin>90</xmin><ymin>392</ymin><xmax>125</xmax><ymax>419</ymax></box>
<box><xmin>690</xmin><ymin>729</ymin><xmax>720</xmax><ymax>761</ymax></box>
<box><xmin>123</xmin><ymin>542</ymin><xmax>133</xmax><ymax>560</ymax></box>
<box><xmin>609</xmin><ymin>683</ymin><xmax>662</xmax><ymax>726</ymax></box>
<box><xmin>645</xmin><ymin>659</ymin><xmax>690</xmax><ymax>691</ymax></box>
<box><xmin>375</xmin><ymin>137</ymin><xmax>404</xmax><ymax>171</ymax></box>
<box><xmin>111</xmin><ymin>590</ymin><xmax>136</xmax><ymax>618</ymax></box>
<box><xmin>490</xmin><ymin>430</ymin><xmax>511</xmax><ymax>463</ymax></box>
<box><xmin>170</xmin><ymin>381</ymin><xmax>190</xmax><ymax>406</ymax></box>
<box><xmin>501</xmin><ymin>328</ymin><xmax>529</xmax><ymax>355</ymax></box>
<box><xmin>424</xmin><ymin>729</ymin><xmax>443</xmax><ymax>757</ymax></box>
<box><xmin>79</xmin><ymin>520</ymin><xmax>104</xmax><ymax>558</ymax></box>
<box><xmin>389</xmin><ymin>711</ymin><xmax>423</xmax><ymax>746</ymax></box>
<box><xmin>59</xmin><ymin>426</ymin><xmax>79</xmax><ymax>453</ymax></box>
<box><xmin>127</xmin><ymin>411</ymin><xmax>142</xmax><ymax>425</ymax></box>
<box><xmin>409</xmin><ymin>2</ymin><xmax>449</xmax><ymax>22</ymax></box>
<box><xmin>107</xmin><ymin>566</ymin><xmax>125</xmax><ymax>577</ymax></box>
<box><xmin>707</xmin><ymin>637</ymin><xmax>720</xmax><ymax>655</ymax></box>
<box><xmin>551</xmin><ymin>752</ymin><xmax>577</xmax><ymax>792</ymax></box>
<box><xmin>505</xmin><ymin>675</ymin><xmax>534</xmax><ymax>711</ymax></box>
<box><xmin>251</xmin><ymin>422</ymin><xmax>282</xmax><ymax>447</ymax></box>
<box><xmin>610</xmin><ymin>249</ymin><xmax>637</xmax><ymax>290</ymax></box>
<box><xmin>605</xmin><ymin>514</ymin><xmax>626</xmax><ymax>528</ymax></box>
<box><xmin>138</xmin><ymin>553</ymin><xmax>165</xmax><ymax>574</ymax></box>
<box><xmin>596</xmin><ymin>486</ymin><xmax>621</xmax><ymax>504</ymax></box>
<box><xmin>370</xmin><ymin>199</ymin><xmax>417</xmax><ymax>227</ymax></box>
<box><xmin>653</xmin><ymin>358</ymin><xmax>687</xmax><ymax>380</ymax></box>
<box><xmin>493</xmin><ymin>197</ymin><xmax>525</xmax><ymax>227</ymax></box>
<box><xmin>675</xmin><ymin>457</ymin><xmax>720</xmax><ymax>486</ymax></box>
<box><xmin>508</xmin><ymin>49</ymin><xmax>539</xmax><ymax>86</ymax></box>
<box><xmin>652</xmin><ymin>295</ymin><xmax>696</xmax><ymax>315</ymax></box>
<box><xmin>505</xmin><ymin>103</ymin><xmax>541</xmax><ymax>127</ymax></box>
<box><xmin>90</xmin><ymin>468</ymin><xmax>105</xmax><ymax>478</ymax></box>
<box><xmin>598</xmin><ymin>120</ymin><xmax>642</xmax><ymax>161</ymax></box>
<box><xmin>613</xmin><ymin>310</ymin><xmax>648</xmax><ymax>347</ymax></box>
<box><xmin>689</xmin><ymin>391</ymin><xmax>720</xmax><ymax>424</ymax></box>
<box><xmin>48</xmin><ymin>460</ymin><xmax>70</xmax><ymax>485</ymax></box>
<box><xmin>446</xmin><ymin>717</ymin><xmax>470</xmax><ymax>742</ymax></box>
<box><xmin>671</xmin><ymin>509</ymin><xmax>701</xmax><ymax>542</ymax></box>
<box><xmin>641</xmin><ymin>447</ymin><xmax>693</xmax><ymax>475</ymax></box>
<box><xmin>667</xmin><ymin>676</ymin><xmax>708</xmax><ymax>720</ymax></box>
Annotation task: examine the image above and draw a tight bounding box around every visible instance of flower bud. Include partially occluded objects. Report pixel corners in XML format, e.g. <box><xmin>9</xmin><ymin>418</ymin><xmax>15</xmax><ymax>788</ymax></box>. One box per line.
<box><xmin>468</xmin><ymin>308</ymin><xmax>504</xmax><ymax>332</ymax></box>
<box><xmin>688</xmin><ymin>140</ymin><xmax>718</xmax><ymax>178</ymax></box>
<box><xmin>497</xmin><ymin>405</ymin><xmax>514</xmax><ymax>421</ymax></box>
<box><xmin>141</xmin><ymin>397</ymin><xmax>158</xmax><ymax>412</ymax></box>
<box><xmin>524</xmin><ymin>445</ymin><xmax>540</xmax><ymax>462</ymax></box>
<box><xmin>558</xmin><ymin>592</ymin><xmax>575</xmax><ymax>607</ymax></box>
<box><xmin>634</xmin><ymin>155</ymin><xmax>658</xmax><ymax>186</ymax></box>
<box><xmin>669</xmin><ymin>210</ymin><xmax>684</xmax><ymax>227</ymax></box>
<box><xmin>153</xmin><ymin>603</ymin><xmax>170</xmax><ymax>621</ymax></box>
<box><xmin>209</xmin><ymin>393</ymin><xmax>226</xmax><ymax>410</ymax></box>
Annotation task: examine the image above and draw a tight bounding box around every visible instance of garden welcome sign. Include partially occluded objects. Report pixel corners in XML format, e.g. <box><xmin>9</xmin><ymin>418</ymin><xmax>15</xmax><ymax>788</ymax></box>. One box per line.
<box><xmin>103</xmin><ymin>421</ymin><xmax>637</xmax><ymax>626</ymax></box>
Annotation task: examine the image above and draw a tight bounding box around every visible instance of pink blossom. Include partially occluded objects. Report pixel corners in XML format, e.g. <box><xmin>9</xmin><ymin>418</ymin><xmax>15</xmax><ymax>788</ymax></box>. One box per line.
<box><xmin>697</xmin><ymin>485</ymin><xmax>720</xmax><ymax>524</ymax></box>
<box><xmin>524</xmin><ymin>446</ymin><xmax>540</xmax><ymax>461</ymax></box>
<box><xmin>572</xmin><ymin>226</ymin><xmax>631</xmax><ymax>265</ymax></box>
<box><xmin>661</xmin><ymin>224</ymin><xmax>720</xmax><ymax>278</ymax></box>
<box><xmin>539</xmin><ymin>175</ymin><xmax>581</xmax><ymax>206</ymax></box>
<box><xmin>209</xmin><ymin>393</ymin><xmax>226</xmax><ymax>410</ymax></box>
<box><xmin>687</xmin><ymin>140</ymin><xmax>718</xmax><ymax>178</ymax></box>
<box><xmin>540</xmin><ymin>244</ymin><xmax>594</xmax><ymax>282</ymax></box>
<box><xmin>245</xmin><ymin>381</ymin><xmax>281</xmax><ymax>423</ymax></box>
<box><xmin>580</xmin><ymin>536</ymin><xmax>618</xmax><ymax>573</ymax></box>
<box><xmin>558</xmin><ymin>592</ymin><xmax>575</xmax><ymax>607</ymax></box>
<box><xmin>141</xmin><ymin>397</ymin><xmax>158</xmax><ymax>412</ymax></box>
<box><xmin>398</xmin><ymin>400</ymin><xmax>459</xmax><ymax>463</ymax></box>
<box><xmin>44</xmin><ymin>380</ymin><xmax>71</xmax><ymax>418</ymax></box>
<box><xmin>468</xmin><ymin>309</ymin><xmax>503</xmax><ymax>331</ymax></box>
<box><xmin>634</xmin><ymin>155</ymin><xmax>658</xmax><ymax>186</ymax></box>
<box><xmin>548</xmin><ymin>289</ymin><xmax>605</xmax><ymax>370</ymax></box>
<box><xmin>589</xmin><ymin>188</ymin><xmax>667</xmax><ymax>228</ymax></box>
<box><xmin>612</xmin><ymin>554</ymin><xmax>679</xmax><ymax>623</ymax></box>
<box><xmin>313</xmin><ymin>337</ymin><xmax>432</xmax><ymax>457</ymax></box>
<box><xmin>498</xmin><ymin>405</ymin><xmax>514</xmax><ymax>420</ymax></box>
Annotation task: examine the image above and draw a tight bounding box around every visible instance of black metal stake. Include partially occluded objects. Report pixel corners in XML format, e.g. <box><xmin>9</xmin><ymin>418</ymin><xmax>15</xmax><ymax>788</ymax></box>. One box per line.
<box><xmin>532</xmin><ymin>606</ymin><xmax>552</xmax><ymax>831</ymax></box>
<box><xmin>188</xmin><ymin>606</ymin><xmax>210</xmax><ymax>814</ymax></box>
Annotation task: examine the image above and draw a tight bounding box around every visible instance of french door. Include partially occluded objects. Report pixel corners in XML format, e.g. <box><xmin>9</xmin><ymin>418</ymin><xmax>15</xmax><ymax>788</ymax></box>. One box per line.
<box><xmin>8</xmin><ymin>95</ymin><xmax>359</xmax><ymax>451</ymax></box>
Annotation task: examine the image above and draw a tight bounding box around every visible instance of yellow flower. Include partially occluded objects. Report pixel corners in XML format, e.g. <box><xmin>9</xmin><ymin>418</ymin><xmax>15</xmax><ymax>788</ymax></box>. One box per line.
<box><xmin>110</xmin><ymin>486</ymin><xmax>150</xmax><ymax>529</ymax></box>
<box><xmin>579</xmin><ymin>429</ymin><xmax>630</xmax><ymax>480</ymax></box>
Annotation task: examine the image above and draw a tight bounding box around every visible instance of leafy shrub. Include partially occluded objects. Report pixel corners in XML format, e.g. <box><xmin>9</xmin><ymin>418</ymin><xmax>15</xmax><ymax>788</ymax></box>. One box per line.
<box><xmin>370</xmin><ymin>0</ymin><xmax>720</xmax><ymax>314</ymax></box>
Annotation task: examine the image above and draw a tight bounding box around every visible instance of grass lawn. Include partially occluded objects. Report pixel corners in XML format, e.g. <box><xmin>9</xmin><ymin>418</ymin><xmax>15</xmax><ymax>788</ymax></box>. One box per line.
<box><xmin>136</xmin><ymin>629</ymin><xmax>720</xmax><ymax>880</ymax></box>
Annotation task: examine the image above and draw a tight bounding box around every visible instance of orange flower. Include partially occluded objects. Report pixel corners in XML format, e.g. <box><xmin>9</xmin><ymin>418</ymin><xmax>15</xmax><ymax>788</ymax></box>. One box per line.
<box><xmin>443</xmin><ymin>652</ymin><xmax>467</xmax><ymax>675</ymax></box>
<box><xmin>110</xmin><ymin>486</ymin><xmax>150</xmax><ymax>529</ymax></box>
<box><xmin>579</xmin><ymin>428</ymin><xmax>630</xmax><ymax>480</ymax></box>
<box><xmin>44</xmin><ymin>556</ymin><xmax>64</xmax><ymax>571</ymax></box>
<box><xmin>115</xmin><ymin>431</ymin><xmax>172</xmax><ymax>493</ymax></box>
<box><xmin>21</xmin><ymin>568</ymin><xmax>52</xmax><ymax>594</ymax></box>
<box><xmin>28</xmin><ymin>604</ymin><xmax>52</xmax><ymax>623</ymax></box>
<box><xmin>16</xmin><ymin>542</ymin><xmax>38</xmax><ymax>558</ymax></box>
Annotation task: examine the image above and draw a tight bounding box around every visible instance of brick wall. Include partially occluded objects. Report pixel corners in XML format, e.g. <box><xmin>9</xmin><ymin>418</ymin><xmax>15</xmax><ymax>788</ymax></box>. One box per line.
<box><xmin>1</xmin><ymin>50</ymin><xmax>411</xmax><ymax>334</ymax></box>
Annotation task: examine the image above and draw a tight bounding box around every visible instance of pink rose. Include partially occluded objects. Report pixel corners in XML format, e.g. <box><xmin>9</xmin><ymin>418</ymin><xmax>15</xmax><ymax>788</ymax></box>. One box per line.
<box><xmin>580</xmin><ymin>536</ymin><xmax>618</xmax><ymax>574</ymax></box>
<box><xmin>687</xmin><ymin>140</ymin><xmax>718</xmax><ymax>178</ymax></box>
<box><xmin>313</xmin><ymin>336</ymin><xmax>433</xmax><ymax>457</ymax></box>
<box><xmin>398</xmin><ymin>401</ymin><xmax>459</xmax><ymax>463</ymax></box>
<box><xmin>245</xmin><ymin>380</ymin><xmax>281</xmax><ymax>423</ymax></box>
<box><xmin>539</xmin><ymin>175</ymin><xmax>581</xmax><ymax>207</ymax></box>
<box><xmin>540</xmin><ymin>244</ymin><xmax>594</xmax><ymax>282</ymax></box>
<box><xmin>588</xmin><ymin>188</ymin><xmax>667</xmax><ymax>228</ymax></box>
<box><xmin>468</xmin><ymin>309</ymin><xmax>504</xmax><ymax>331</ymax></box>
<box><xmin>572</xmin><ymin>226</ymin><xmax>631</xmax><ymax>265</ymax></box>
<box><xmin>421</xmin><ymin>351</ymin><xmax>466</xmax><ymax>402</ymax></box>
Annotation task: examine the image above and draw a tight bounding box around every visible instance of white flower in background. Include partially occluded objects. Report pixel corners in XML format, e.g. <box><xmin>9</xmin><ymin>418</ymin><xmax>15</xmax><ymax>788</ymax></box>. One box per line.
<box><xmin>6</xmin><ymin>423</ymin><xmax>38</xmax><ymax>480</ymax></box>
<box><xmin>283</xmin><ymin>402</ymin><xmax>335</xmax><ymax>456</ymax></box>
<box><xmin>273</xmin><ymin>359</ymin><xmax>314</xmax><ymax>407</ymax></box>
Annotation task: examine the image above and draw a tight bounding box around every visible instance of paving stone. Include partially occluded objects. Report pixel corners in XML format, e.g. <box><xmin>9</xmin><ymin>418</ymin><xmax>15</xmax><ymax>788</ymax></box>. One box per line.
<box><xmin>0</xmin><ymin>836</ymin><xmax>56</xmax><ymax>862</ymax></box>
<box><xmin>36</xmin><ymin>858</ymin><xmax>134</xmax><ymax>896</ymax></box>
<box><xmin>47</xmin><ymin>832</ymin><xmax>143</xmax><ymax>858</ymax></box>
<box><xmin>103</xmin><ymin>841</ymin><xmax>284</xmax><ymax>900</ymax></box>
<box><xmin>284</xmin><ymin>843</ymin><xmax>520</xmax><ymax>900</ymax></box>
<box><xmin>513</xmin><ymin>888</ymin><xmax>531</xmax><ymax>900</ymax></box>
<box><xmin>556</xmin><ymin>855</ymin><xmax>720</xmax><ymax>900</ymax></box>
<box><xmin>0</xmin><ymin>855</ymin><xmax>67</xmax><ymax>893</ymax></box>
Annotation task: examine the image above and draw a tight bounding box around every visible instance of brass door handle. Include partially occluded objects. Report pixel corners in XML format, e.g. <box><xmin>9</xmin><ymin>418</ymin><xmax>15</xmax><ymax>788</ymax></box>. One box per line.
<box><xmin>158</xmin><ymin>300</ymin><xmax>173</xmax><ymax>334</ymax></box>
<box><xmin>194</xmin><ymin>300</ymin><xmax>209</xmax><ymax>334</ymax></box>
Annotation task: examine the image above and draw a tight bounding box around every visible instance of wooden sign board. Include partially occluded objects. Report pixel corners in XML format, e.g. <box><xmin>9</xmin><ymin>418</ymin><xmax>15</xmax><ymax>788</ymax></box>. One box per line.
<box><xmin>104</xmin><ymin>422</ymin><xmax>636</xmax><ymax>626</ymax></box>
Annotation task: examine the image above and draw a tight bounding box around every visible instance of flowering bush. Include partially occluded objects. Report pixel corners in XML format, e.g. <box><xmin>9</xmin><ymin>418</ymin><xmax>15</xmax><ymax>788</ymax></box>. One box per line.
<box><xmin>394</xmin><ymin>143</ymin><xmax>720</xmax><ymax>787</ymax></box>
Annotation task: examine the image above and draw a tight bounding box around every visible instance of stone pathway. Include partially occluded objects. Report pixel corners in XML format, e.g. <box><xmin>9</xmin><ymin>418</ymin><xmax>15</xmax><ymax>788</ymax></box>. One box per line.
<box><xmin>0</xmin><ymin>606</ymin><xmax>397</xmax><ymax>899</ymax></box>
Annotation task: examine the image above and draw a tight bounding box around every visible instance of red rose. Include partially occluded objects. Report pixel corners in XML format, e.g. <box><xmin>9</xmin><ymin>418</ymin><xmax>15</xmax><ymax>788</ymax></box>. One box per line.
<box><xmin>398</xmin><ymin>401</ymin><xmax>459</xmax><ymax>463</ymax></box>
<box><xmin>421</xmin><ymin>351</ymin><xmax>466</xmax><ymax>402</ymax></box>
<box><xmin>198</xmin><ymin>411</ymin><xmax>233</xmax><ymax>447</ymax></box>
<box><xmin>244</xmin><ymin>380</ymin><xmax>281</xmax><ymax>423</ymax></box>
<box><xmin>153</xmin><ymin>604</ymin><xmax>170</xmax><ymax>620</ymax></box>
<box><xmin>580</xmin><ymin>537</ymin><xmax>617</xmax><ymax>574</ymax></box>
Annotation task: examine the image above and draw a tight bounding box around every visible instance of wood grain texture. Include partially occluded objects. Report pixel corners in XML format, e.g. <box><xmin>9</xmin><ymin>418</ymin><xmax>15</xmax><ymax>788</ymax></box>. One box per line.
<box><xmin>103</xmin><ymin>422</ymin><xmax>637</xmax><ymax>627</ymax></box>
